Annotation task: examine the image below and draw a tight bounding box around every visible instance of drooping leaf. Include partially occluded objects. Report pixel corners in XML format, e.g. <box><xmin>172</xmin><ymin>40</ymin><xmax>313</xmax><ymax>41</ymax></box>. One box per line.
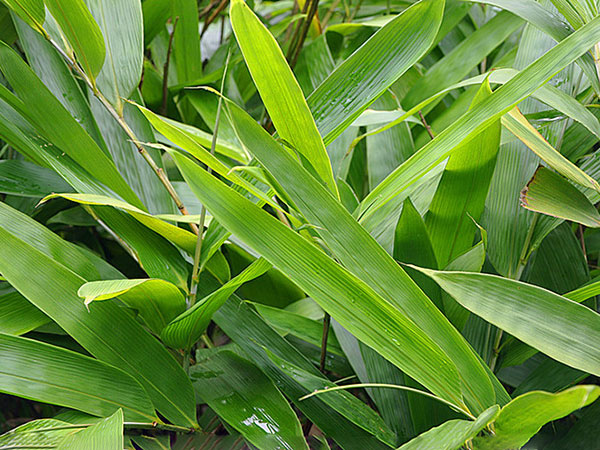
<box><xmin>78</xmin><ymin>278</ymin><xmax>186</xmax><ymax>334</ymax></box>
<box><xmin>190</xmin><ymin>351</ymin><xmax>309</xmax><ymax>450</ymax></box>
<box><xmin>0</xmin><ymin>333</ymin><xmax>157</xmax><ymax>421</ymax></box>
<box><xmin>0</xmin><ymin>291</ymin><xmax>49</xmax><ymax>335</ymax></box>
<box><xmin>0</xmin><ymin>0</ymin><xmax>44</xmax><ymax>33</ymax></box>
<box><xmin>0</xmin><ymin>159</ymin><xmax>72</xmax><ymax>197</ymax></box>
<box><xmin>413</xmin><ymin>266</ymin><xmax>600</xmax><ymax>377</ymax></box>
<box><xmin>0</xmin><ymin>202</ymin><xmax>197</xmax><ymax>427</ymax></box>
<box><xmin>520</xmin><ymin>166</ymin><xmax>600</xmax><ymax>227</ymax></box>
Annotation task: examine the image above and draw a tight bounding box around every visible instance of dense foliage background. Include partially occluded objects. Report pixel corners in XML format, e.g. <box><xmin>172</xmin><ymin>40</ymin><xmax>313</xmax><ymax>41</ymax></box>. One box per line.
<box><xmin>1</xmin><ymin>0</ymin><xmax>600</xmax><ymax>448</ymax></box>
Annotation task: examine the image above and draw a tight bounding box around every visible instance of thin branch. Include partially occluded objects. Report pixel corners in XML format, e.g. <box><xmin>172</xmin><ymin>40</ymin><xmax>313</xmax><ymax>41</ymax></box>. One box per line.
<box><xmin>162</xmin><ymin>16</ymin><xmax>180</xmax><ymax>115</ymax></box>
<box><xmin>289</xmin><ymin>0</ymin><xmax>320</xmax><ymax>69</ymax></box>
<box><xmin>46</xmin><ymin>37</ymin><xmax>198</xmax><ymax>234</ymax></box>
<box><xmin>418</xmin><ymin>110</ymin><xmax>435</xmax><ymax>140</ymax></box>
<box><xmin>188</xmin><ymin>47</ymin><xmax>231</xmax><ymax>308</ymax></box>
<box><xmin>201</xmin><ymin>0</ymin><xmax>229</xmax><ymax>38</ymax></box>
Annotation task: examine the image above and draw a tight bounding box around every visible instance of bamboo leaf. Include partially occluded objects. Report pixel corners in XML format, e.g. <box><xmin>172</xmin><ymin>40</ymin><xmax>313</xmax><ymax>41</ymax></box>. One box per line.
<box><xmin>161</xmin><ymin>258</ymin><xmax>271</xmax><ymax>349</ymax></box>
<box><xmin>397</xmin><ymin>405</ymin><xmax>499</xmax><ymax>450</ymax></box>
<box><xmin>0</xmin><ymin>0</ymin><xmax>44</xmax><ymax>33</ymax></box>
<box><xmin>359</xmin><ymin>15</ymin><xmax>600</xmax><ymax>222</ymax></box>
<box><xmin>307</xmin><ymin>0</ymin><xmax>445</xmax><ymax>144</ymax></box>
<box><xmin>0</xmin><ymin>333</ymin><xmax>157</xmax><ymax>421</ymax></box>
<box><xmin>190</xmin><ymin>351</ymin><xmax>308</xmax><ymax>450</ymax></box>
<box><xmin>503</xmin><ymin>108</ymin><xmax>600</xmax><ymax>191</ymax></box>
<box><xmin>85</xmin><ymin>0</ymin><xmax>143</xmax><ymax>111</ymax></box>
<box><xmin>56</xmin><ymin>409</ymin><xmax>123</xmax><ymax>450</ymax></box>
<box><xmin>520</xmin><ymin>166</ymin><xmax>600</xmax><ymax>227</ymax></box>
<box><xmin>44</xmin><ymin>0</ymin><xmax>106</xmax><ymax>79</ymax></box>
<box><xmin>78</xmin><ymin>279</ymin><xmax>186</xmax><ymax>334</ymax></box>
<box><xmin>0</xmin><ymin>202</ymin><xmax>197</xmax><ymax>427</ymax></box>
<box><xmin>474</xmin><ymin>386</ymin><xmax>600</xmax><ymax>450</ymax></box>
<box><xmin>230</xmin><ymin>0</ymin><xmax>337</xmax><ymax>195</ymax></box>
<box><xmin>171</xmin><ymin>150</ymin><xmax>466</xmax><ymax>409</ymax></box>
<box><xmin>0</xmin><ymin>159</ymin><xmax>72</xmax><ymax>197</ymax></box>
<box><xmin>0</xmin><ymin>291</ymin><xmax>49</xmax><ymax>335</ymax></box>
<box><xmin>412</xmin><ymin>266</ymin><xmax>600</xmax><ymax>377</ymax></box>
<box><xmin>0</xmin><ymin>419</ymin><xmax>78</xmax><ymax>448</ymax></box>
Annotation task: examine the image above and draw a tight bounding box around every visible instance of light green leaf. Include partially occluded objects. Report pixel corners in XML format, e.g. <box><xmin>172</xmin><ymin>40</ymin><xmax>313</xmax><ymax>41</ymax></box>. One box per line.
<box><xmin>308</xmin><ymin>0</ymin><xmax>445</xmax><ymax>144</ymax></box>
<box><xmin>397</xmin><ymin>405</ymin><xmax>500</xmax><ymax>450</ymax></box>
<box><xmin>359</xmin><ymin>15</ymin><xmax>600</xmax><ymax>221</ymax></box>
<box><xmin>42</xmin><ymin>192</ymin><xmax>197</xmax><ymax>253</ymax></box>
<box><xmin>224</xmin><ymin>98</ymin><xmax>497</xmax><ymax>413</ymax></box>
<box><xmin>0</xmin><ymin>419</ymin><xmax>78</xmax><ymax>448</ymax></box>
<box><xmin>170</xmin><ymin>0</ymin><xmax>201</xmax><ymax>84</ymax></box>
<box><xmin>191</xmin><ymin>351</ymin><xmax>308</xmax><ymax>450</ymax></box>
<box><xmin>78</xmin><ymin>278</ymin><xmax>186</xmax><ymax>334</ymax></box>
<box><xmin>0</xmin><ymin>333</ymin><xmax>156</xmax><ymax>421</ymax></box>
<box><xmin>45</xmin><ymin>0</ymin><xmax>106</xmax><ymax>78</ymax></box>
<box><xmin>85</xmin><ymin>0</ymin><xmax>143</xmax><ymax>111</ymax></box>
<box><xmin>0</xmin><ymin>202</ymin><xmax>197</xmax><ymax>427</ymax></box>
<box><xmin>520</xmin><ymin>166</ymin><xmax>600</xmax><ymax>227</ymax></box>
<box><xmin>474</xmin><ymin>386</ymin><xmax>600</xmax><ymax>449</ymax></box>
<box><xmin>172</xmin><ymin>150</ymin><xmax>466</xmax><ymax>410</ymax></box>
<box><xmin>161</xmin><ymin>258</ymin><xmax>271</xmax><ymax>349</ymax></box>
<box><xmin>57</xmin><ymin>408</ymin><xmax>123</xmax><ymax>450</ymax></box>
<box><xmin>413</xmin><ymin>266</ymin><xmax>600</xmax><ymax>377</ymax></box>
<box><xmin>425</xmin><ymin>79</ymin><xmax>501</xmax><ymax>268</ymax></box>
<box><xmin>0</xmin><ymin>0</ymin><xmax>44</xmax><ymax>33</ymax></box>
<box><xmin>503</xmin><ymin>108</ymin><xmax>600</xmax><ymax>191</ymax></box>
<box><xmin>230</xmin><ymin>0</ymin><xmax>337</xmax><ymax>195</ymax></box>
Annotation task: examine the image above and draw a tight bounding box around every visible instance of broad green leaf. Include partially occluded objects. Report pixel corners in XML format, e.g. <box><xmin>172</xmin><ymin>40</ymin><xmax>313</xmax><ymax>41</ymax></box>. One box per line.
<box><xmin>307</xmin><ymin>0</ymin><xmax>445</xmax><ymax>144</ymax></box>
<box><xmin>425</xmin><ymin>80</ymin><xmax>500</xmax><ymax>268</ymax></box>
<box><xmin>142</xmin><ymin>0</ymin><xmax>170</xmax><ymax>45</ymax></box>
<box><xmin>0</xmin><ymin>333</ymin><xmax>156</xmax><ymax>421</ymax></box>
<box><xmin>503</xmin><ymin>108</ymin><xmax>600</xmax><ymax>191</ymax></box>
<box><xmin>230</xmin><ymin>0</ymin><xmax>337</xmax><ymax>195</ymax></box>
<box><xmin>43</xmin><ymin>193</ymin><xmax>197</xmax><ymax>253</ymax></box>
<box><xmin>359</xmin><ymin>15</ymin><xmax>600</xmax><ymax>221</ymax></box>
<box><xmin>171</xmin><ymin>0</ymin><xmax>201</xmax><ymax>84</ymax></box>
<box><xmin>78</xmin><ymin>278</ymin><xmax>186</xmax><ymax>334</ymax></box>
<box><xmin>44</xmin><ymin>0</ymin><xmax>106</xmax><ymax>79</ymax></box>
<box><xmin>397</xmin><ymin>405</ymin><xmax>500</xmax><ymax>450</ymax></box>
<box><xmin>520</xmin><ymin>166</ymin><xmax>600</xmax><ymax>227</ymax></box>
<box><xmin>191</xmin><ymin>351</ymin><xmax>308</xmax><ymax>450</ymax></box>
<box><xmin>0</xmin><ymin>0</ymin><xmax>44</xmax><ymax>32</ymax></box>
<box><xmin>172</xmin><ymin>150</ymin><xmax>466</xmax><ymax>410</ymax></box>
<box><xmin>57</xmin><ymin>409</ymin><xmax>123</xmax><ymax>450</ymax></box>
<box><xmin>0</xmin><ymin>42</ymin><xmax>142</xmax><ymax>208</ymax></box>
<box><xmin>0</xmin><ymin>159</ymin><xmax>72</xmax><ymax>197</ymax></box>
<box><xmin>161</xmin><ymin>258</ymin><xmax>271</xmax><ymax>349</ymax></box>
<box><xmin>413</xmin><ymin>266</ymin><xmax>600</xmax><ymax>377</ymax></box>
<box><xmin>224</xmin><ymin>99</ymin><xmax>497</xmax><ymax>412</ymax></box>
<box><xmin>212</xmin><ymin>295</ymin><xmax>392</xmax><ymax>449</ymax></box>
<box><xmin>85</xmin><ymin>0</ymin><xmax>143</xmax><ymax>111</ymax></box>
<box><xmin>0</xmin><ymin>419</ymin><xmax>78</xmax><ymax>448</ymax></box>
<box><xmin>474</xmin><ymin>386</ymin><xmax>600</xmax><ymax>449</ymax></box>
<box><xmin>0</xmin><ymin>202</ymin><xmax>197</xmax><ymax>427</ymax></box>
<box><xmin>0</xmin><ymin>291</ymin><xmax>49</xmax><ymax>335</ymax></box>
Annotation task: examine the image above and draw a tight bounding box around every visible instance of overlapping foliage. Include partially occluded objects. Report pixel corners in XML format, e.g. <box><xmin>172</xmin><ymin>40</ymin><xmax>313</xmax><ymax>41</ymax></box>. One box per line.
<box><xmin>0</xmin><ymin>0</ymin><xmax>600</xmax><ymax>448</ymax></box>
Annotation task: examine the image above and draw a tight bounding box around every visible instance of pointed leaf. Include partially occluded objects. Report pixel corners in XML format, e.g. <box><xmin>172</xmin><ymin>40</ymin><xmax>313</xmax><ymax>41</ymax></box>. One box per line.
<box><xmin>57</xmin><ymin>409</ymin><xmax>123</xmax><ymax>450</ymax></box>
